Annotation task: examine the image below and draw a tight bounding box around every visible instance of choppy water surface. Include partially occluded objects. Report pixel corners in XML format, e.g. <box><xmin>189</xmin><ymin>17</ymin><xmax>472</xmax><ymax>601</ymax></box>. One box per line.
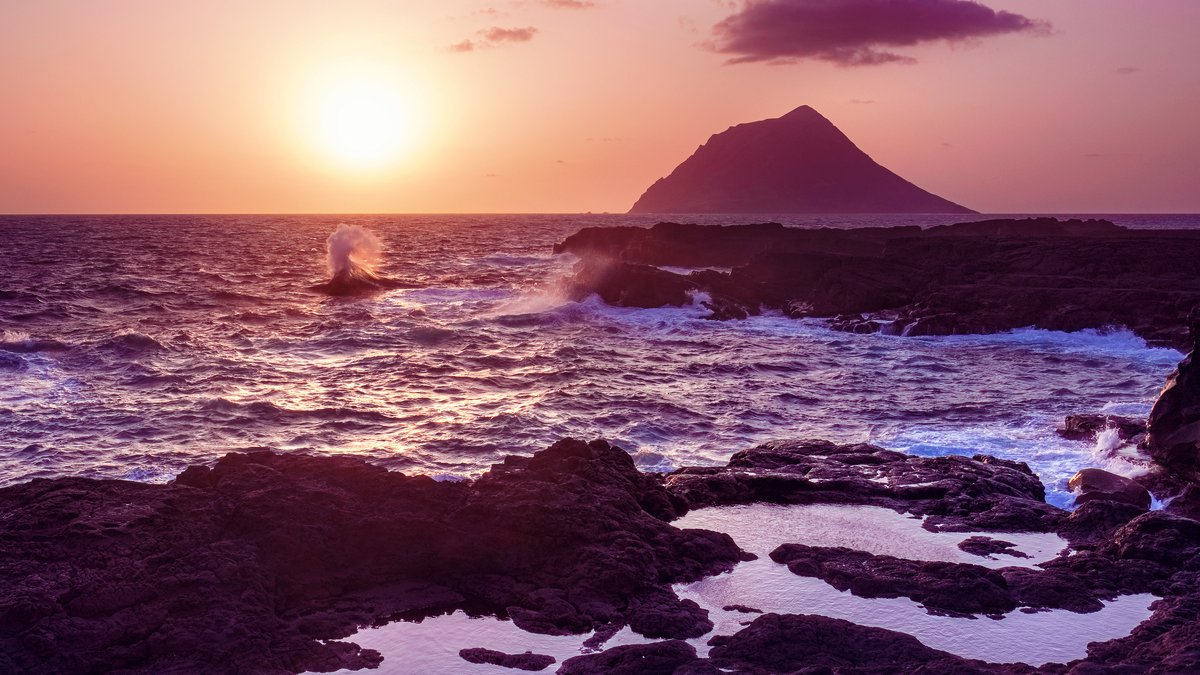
<box><xmin>0</xmin><ymin>214</ymin><xmax>1193</xmax><ymax>504</ymax></box>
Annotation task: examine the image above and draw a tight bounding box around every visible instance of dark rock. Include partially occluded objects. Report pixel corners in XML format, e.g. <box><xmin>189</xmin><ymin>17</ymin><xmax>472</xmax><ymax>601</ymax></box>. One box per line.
<box><xmin>699</xmin><ymin>613</ymin><xmax>1001</xmax><ymax>673</ymax></box>
<box><xmin>721</xmin><ymin>604</ymin><xmax>763</xmax><ymax>614</ymax></box>
<box><xmin>459</xmin><ymin>648</ymin><xmax>555</xmax><ymax>671</ymax></box>
<box><xmin>563</xmin><ymin>259</ymin><xmax>698</xmax><ymax>309</ymax></box>
<box><xmin>958</xmin><ymin>536</ymin><xmax>1031</xmax><ymax>559</ymax></box>
<box><xmin>1167</xmin><ymin>485</ymin><xmax>1200</xmax><ymax>521</ymax></box>
<box><xmin>1145</xmin><ymin>317</ymin><xmax>1200</xmax><ymax>479</ymax></box>
<box><xmin>1058</xmin><ymin>414</ymin><xmax>1147</xmax><ymax>443</ymax></box>
<box><xmin>0</xmin><ymin>439</ymin><xmax>742</xmax><ymax>674</ymax></box>
<box><xmin>629</xmin><ymin>105</ymin><xmax>973</xmax><ymax>214</ymax></box>
<box><xmin>1058</xmin><ymin>499</ymin><xmax>1149</xmax><ymax>549</ymax></box>
<box><xmin>667</xmin><ymin>439</ymin><xmax>1061</xmax><ymax>533</ymax></box>
<box><xmin>558</xmin><ymin>640</ymin><xmax>696</xmax><ymax>675</ymax></box>
<box><xmin>1068</xmin><ymin>468</ymin><xmax>1152</xmax><ymax>510</ymax></box>
<box><xmin>554</xmin><ymin>220</ymin><xmax>1200</xmax><ymax>351</ymax></box>
<box><xmin>770</xmin><ymin>544</ymin><xmax>1020</xmax><ymax>616</ymax></box>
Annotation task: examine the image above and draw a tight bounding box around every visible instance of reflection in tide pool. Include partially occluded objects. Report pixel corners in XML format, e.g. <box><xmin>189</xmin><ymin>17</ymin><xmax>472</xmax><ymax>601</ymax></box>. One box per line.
<box><xmin>326</xmin><ymin>505</ymin><xmax>1155</xmax><ymax>673</ymax></box>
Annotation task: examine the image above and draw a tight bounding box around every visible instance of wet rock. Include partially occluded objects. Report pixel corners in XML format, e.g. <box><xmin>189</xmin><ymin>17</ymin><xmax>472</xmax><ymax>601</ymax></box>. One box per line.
<box><xmin>0</xmin><ymin>439</ymin><xmax>742</xmax><ymax>674</ymax></box>
<box><xmin>770</xmin><ymin>544</ymin><xmax>1020</xmax><ymax>616</ymax></box>
<box><xmin>555</xmin><ymin>221</ymin><xmax>1200</xmax><ymax>350</ymax></box>
<box><xmin>667</xmin><ymin>439</ymin><xmax>1062</xmax><ymax>533</ymax></box>
<box><xmin>459</xmin><ymin>648</ymin><xmax>555</xmax><ymax>671</ymax></box>
<box><xmin>1059</xmin><ymin>499</ymin><xmax>1149</xmax><ymax>549</ymax></box>
<box><xmin>698</xmin><ymin>613</ymin><xmax>1003</xmax><ymax>674</ymax></box>
<box><xmin>563</xmin><ymin>259</ymin><xmax>698</xmax><ymax>309</ymax></box>
<box><xmin>1068</xmin><ymin>468</ymin><xmax>1152</xmax><ymax>510</ymax></box>
<box><xmin>558</xmin><ymin>640</ymin><xmax>696</xmax><ymax>675</ymax></box>
<box><xmin>1145</xmin><ymin>316</ymin><xmax>1200</xmax><ymax>479</ymax></box>
<box><xmin>1166</xmin><ymin>485</ymin><xmax>1200</xmax><ymax>521</ymax></box>
<box><xmin>1058</xmin><ymin>414</ymin><xmax>1147</xmax><ymax>443</ymax></box>
<box><xmin>958</xmin><ymin>536</ymin><xmax>1031</xmax><ymax>559</ymax></box>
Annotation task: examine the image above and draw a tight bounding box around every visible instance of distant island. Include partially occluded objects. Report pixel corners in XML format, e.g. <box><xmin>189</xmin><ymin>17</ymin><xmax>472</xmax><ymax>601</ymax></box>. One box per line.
<box><xmin>630</xmin><ymin>105</ymin><xmax>975</xmax><ymax>215</ymax></box>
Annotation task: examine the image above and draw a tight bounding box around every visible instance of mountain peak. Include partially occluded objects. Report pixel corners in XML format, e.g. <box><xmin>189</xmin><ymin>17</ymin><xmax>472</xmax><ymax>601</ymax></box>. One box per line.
<box><xmin>630</xmin><ymin>107</ymin><xmax>973</xmax><ymax>215</ymax></box>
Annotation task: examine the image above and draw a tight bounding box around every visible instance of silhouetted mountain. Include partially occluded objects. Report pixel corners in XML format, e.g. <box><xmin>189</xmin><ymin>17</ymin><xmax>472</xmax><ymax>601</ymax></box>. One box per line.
<box><xmin>630</xmin><ymin>106</ymin><xmax>974</xmax><ymax>214</ymax></box>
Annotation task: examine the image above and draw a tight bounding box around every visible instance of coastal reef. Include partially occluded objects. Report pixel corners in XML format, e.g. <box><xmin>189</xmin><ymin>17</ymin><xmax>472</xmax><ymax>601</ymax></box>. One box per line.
<box><xmin>554</xmin><ymin>219</ymin><xmax>1200</xmax><ymax>350</ymax></box>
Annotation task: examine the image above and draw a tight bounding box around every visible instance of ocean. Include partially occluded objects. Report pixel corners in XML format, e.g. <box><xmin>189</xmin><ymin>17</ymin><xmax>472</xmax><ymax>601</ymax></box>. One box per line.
<box><xmin>2</xmin><ymin>213</ymin><xmax>1196</xmax><ymax>507</ymax></box>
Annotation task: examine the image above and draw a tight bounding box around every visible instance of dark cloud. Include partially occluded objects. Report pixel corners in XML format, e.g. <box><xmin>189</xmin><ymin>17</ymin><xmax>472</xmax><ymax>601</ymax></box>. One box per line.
<box><xmin>709</xmin><ymin>0</ymin><xmax>1048</xmax><ymax>66</ymax></box>
<box><xmin>451</xmin><ymin>26</ymin><xmax>538</xmax><ymax>52</ymax></box>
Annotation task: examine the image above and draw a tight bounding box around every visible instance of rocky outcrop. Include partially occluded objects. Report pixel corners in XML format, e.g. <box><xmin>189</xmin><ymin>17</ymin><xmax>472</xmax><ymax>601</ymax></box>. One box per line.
<box><xmin>1</xmin><ymin>437</ymin><xmax>1199</xmax><ymax>673</ymax></box>
<box><xmin>629</xmin><ymin>105</ymin><xmax>973</xmax><ymax>214</ymax></box>
<box><xmin>554</xmin><ymin>220</ymin><xmax>1200</xmax><ymax>350</ymax></box>
<box><xmin>1068</xmin><ymin>468</ymin><xmax>1152</xmax><ymax>509</ymax></box>
<box><xmin>0</xmin><ymin>440</ymin><xmax>741</xmax><ymax>674</ymax></box>
<box><xmin>666</xmin><ymin>438</ymin><xmax>1063</xmax><ymax>533</ymax></box>
<box><xmin>1058</xmin><ymin>414</ymin><xmax>1147</xmax><ymax>443</ymax></box>
<box><xmin>1145</xmin><ymin>316</ymin><xmax>1200</xmax><ymax>478</ymax></box>
<box><xmin>459</xmin><ymin>648</ymin><xmax>556</xmax><ymax>671</ymax></box>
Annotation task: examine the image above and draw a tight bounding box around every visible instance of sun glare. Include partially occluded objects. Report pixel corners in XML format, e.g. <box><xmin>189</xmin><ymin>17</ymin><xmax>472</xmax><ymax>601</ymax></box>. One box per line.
<box><xmin>312</xmin><ymin>75</ymin><xmax>415</xmax><ymax>171</ymax></box>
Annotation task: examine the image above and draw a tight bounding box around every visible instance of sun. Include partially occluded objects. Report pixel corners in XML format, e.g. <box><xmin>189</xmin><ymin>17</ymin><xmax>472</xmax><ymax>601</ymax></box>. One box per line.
<box><xmin>312</xmin><ymin>74</ymin><xmax>415</xmax><ymax>170</ymax></box>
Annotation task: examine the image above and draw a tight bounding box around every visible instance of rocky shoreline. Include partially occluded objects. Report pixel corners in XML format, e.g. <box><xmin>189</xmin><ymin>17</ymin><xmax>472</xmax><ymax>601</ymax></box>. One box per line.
<box><xmin>553</xmin><ymin>219</ymin><xmax>1200</xmax><ymax>350</ymax></box>
<box><xmin>3</xmin><ymin>220</ymin><xmax>1200</xmax><ymax>673</ymax></box>
<box><xmin>2</xmin><ymin>335</ymin><xmax>1199</xmax><ymax>673</ymax></box>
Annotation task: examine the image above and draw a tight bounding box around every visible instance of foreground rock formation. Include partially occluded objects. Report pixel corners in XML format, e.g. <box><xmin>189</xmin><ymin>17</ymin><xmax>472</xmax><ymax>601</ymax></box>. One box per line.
<box><xmin>554</xmin><ymin>219</ymin><xmax>1200</xmax><ymax>350</ymax></box>
<box><xmin>629</xmin><ymin>105</ymin><xmax>973</xmax><ymax>214</ymax></box>
<box><xmin>1146</xmin><ymin>313</ymin><xmax>1200</xmax><ymax>479</ymax></box>
<box><xmin>1</xmin><ymin>435</ymin><xmax>1199</xmax><ymax>673</ymax></box>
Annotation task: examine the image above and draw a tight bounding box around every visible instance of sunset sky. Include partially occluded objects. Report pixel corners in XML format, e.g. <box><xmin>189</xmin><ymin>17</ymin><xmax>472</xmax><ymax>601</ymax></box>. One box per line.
<box><xmin>2</xmin><ymin>0</ymin><xmax>1198</xmax><ymax>214</ymax></box>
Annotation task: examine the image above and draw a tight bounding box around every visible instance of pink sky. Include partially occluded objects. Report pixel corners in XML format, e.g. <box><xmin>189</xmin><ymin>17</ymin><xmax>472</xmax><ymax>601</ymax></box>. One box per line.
<box><xmin>1</xmin><ymin>0</ymin><xmax>1198</xmax><ymax>214</ymax></box>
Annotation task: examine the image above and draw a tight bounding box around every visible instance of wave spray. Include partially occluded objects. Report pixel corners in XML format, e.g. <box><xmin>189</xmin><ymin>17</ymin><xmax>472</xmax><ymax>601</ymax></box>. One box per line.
<box><xmin>316</xmin><ymin>224</ymin><xmax>387</xmax><ymax>295</ymax></box>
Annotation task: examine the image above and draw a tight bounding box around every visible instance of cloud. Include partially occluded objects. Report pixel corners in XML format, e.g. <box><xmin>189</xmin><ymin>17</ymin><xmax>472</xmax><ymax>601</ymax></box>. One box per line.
<box><xmin>848</xmin><ymin>98</ymin><xmax>874</xmax><ymax>104</ymax></box>
<box><xmin>450</xmin><ymin>26</ymin><xmax>538</xmax><ymax>52</ymax></box>
<box><xmin>539</xmin><ymin>0</ymin><xmax>597</xmax><ymax>8</ymax></box>
<box><xmin>481</xmin><ymin>26</ymin><xmax>539</xmax><ymax>42</ymax></box>
<box><xmin>1115</xmin><ymin>66</ymin><xmax>1140</xmax><ymax>75</ymax></box>
<box><xmin>709</xmin><ymin>0</ymin><xmax>1048</xmax><ymax>66</ymax></box>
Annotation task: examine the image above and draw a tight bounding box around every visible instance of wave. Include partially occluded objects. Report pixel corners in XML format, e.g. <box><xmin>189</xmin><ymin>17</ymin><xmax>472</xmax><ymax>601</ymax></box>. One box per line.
<box><xmin>201</xmin><ymin>398</ymin><xmax>396</xmax><ymax>425</ymax></box>
<box><xmin>0</xmin><ymin>330</ymin><xmax>70</xmax><ymax>353</ymax></box>
<box><xmin>96</xmin><ymin>332</ymin><xmax>167</xmax><ymax>356</ymax></box>
<box><xmin>313</xmin><ymin>224</ymin><xmax>403</xmax><ymax>296</ymax></box>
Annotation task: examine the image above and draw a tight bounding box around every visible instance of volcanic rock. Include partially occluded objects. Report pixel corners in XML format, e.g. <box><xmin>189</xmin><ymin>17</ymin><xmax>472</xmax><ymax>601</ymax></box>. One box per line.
<box><xmin>1145</xmin><ymin>316</ymin><xmax>1200</xmax><ymax>479</ymax></box>
<box><xmin>459</xmin><ymin>648</ymin><xmax>555</xmax><ymax>671</ymax></box>
<box><xmin>0</xmin><ymin>439</ymin><xmax>741</xmax><ymax>674</ymax></box>
<box><xmin>554</xmin><ymin>220</ymin><xmax>1200</xmax><ymax>350</ymax></box>
<box><xmin>1058</xmin><ymin>414</ymin><xmax>1147</xmax><ymax>443</ymax></box>
<box><xmin>629</xmin><ymin>106</ymin><xmax>973</xmax><ymax>214</ymax></box>
<box><xmin>1069</xmin><ymin>468</ymin><xmax>1152</xmax><ymax>510</ymax></box>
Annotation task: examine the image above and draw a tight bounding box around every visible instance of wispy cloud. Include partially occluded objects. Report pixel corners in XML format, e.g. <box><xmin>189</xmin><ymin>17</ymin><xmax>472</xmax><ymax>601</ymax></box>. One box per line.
<box><xmin>709</xmin><ymin>0</ymin><xmax>1049</xmax><ymax>67</ymax></box>
<box><xmin>450</xmin><ymin>26</ymin><xmax>539</xmax><ymax>53</ymax></box>
<box><xmin>539</xmin><ymin>0</ymin><xmax>597</xmax><ymax>8</ymax></box>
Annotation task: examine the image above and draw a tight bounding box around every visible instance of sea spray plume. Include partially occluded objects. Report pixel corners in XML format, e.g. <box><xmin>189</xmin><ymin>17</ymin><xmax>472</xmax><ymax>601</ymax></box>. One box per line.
<box><xmin>327</xmin><ymin>224</ymin><xmax>382</xmax><ymax>277</ymax></box>
<box><xmin>315</xmin><ymin>224</ymin><xmax>389</xmax><ymax>296</ymax></box>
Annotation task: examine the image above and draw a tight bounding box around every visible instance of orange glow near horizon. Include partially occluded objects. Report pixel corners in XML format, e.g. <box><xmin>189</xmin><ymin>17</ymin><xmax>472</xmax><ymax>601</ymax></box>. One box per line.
<box><xmin>1</xmin><ymin>1</ymin><xmax>1199</xmax><ymax>214</ymax></box>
